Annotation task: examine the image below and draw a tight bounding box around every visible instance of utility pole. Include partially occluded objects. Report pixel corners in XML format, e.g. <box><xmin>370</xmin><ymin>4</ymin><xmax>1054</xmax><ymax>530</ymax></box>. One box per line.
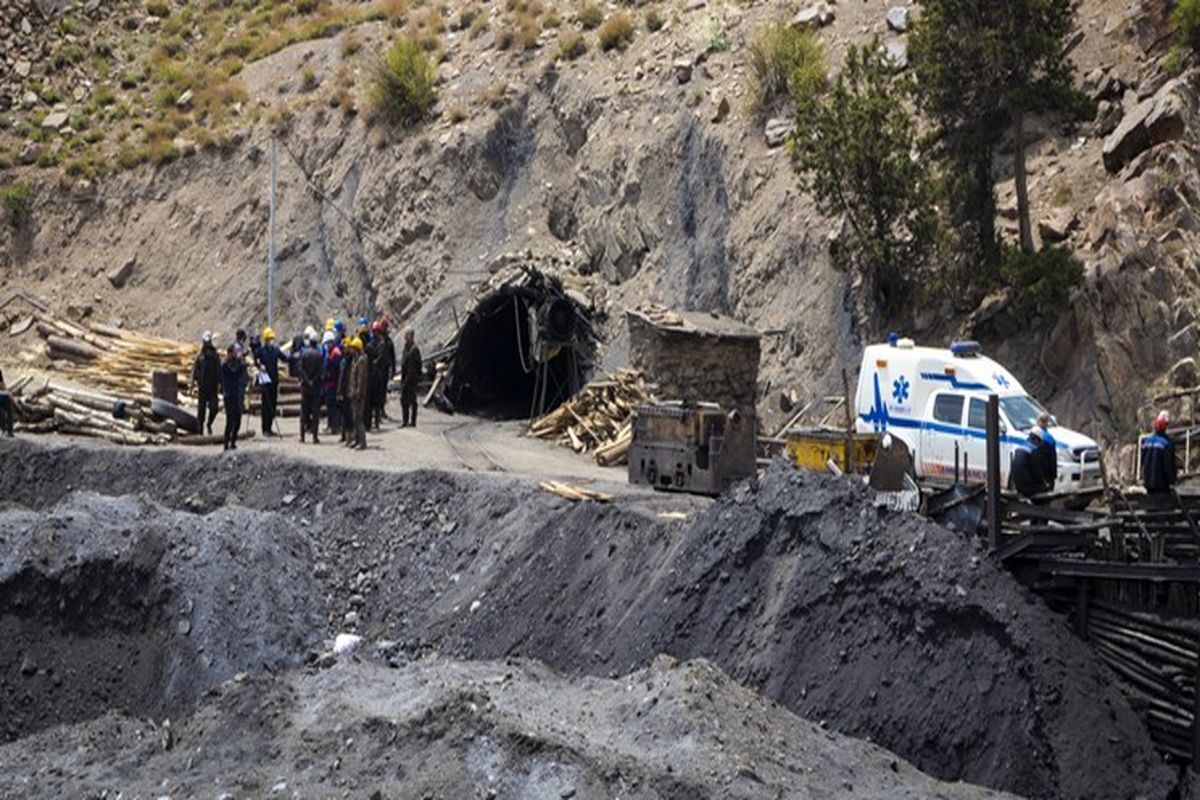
<box><xmin>267</xmin><ymin>137</ymin><xmax>277</xmax><ymax>328</ymax></box>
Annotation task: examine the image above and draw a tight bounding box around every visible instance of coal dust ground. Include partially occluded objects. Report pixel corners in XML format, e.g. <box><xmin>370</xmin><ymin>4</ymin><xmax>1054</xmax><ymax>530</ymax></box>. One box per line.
<box><xmin>0</xmin><ymin>439</ymin><xmax>1180</xmax><ymax>799</ymax></box>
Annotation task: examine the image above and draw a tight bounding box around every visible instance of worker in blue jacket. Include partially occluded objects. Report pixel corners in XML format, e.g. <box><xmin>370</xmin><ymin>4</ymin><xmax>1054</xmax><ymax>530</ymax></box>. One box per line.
<box><xmin>256</xmin><ymin>327</ymin><xmax>286</xmax><ymax>437</ymax></box>
<box><xmin>1141</xmin><ymin>411</ymin><xmax>1178</xmax><ymax>494</ymax></box>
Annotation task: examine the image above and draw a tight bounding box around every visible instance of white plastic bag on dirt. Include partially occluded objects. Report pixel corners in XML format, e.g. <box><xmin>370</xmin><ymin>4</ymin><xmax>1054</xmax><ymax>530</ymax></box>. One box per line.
<box><xmin>333</xmin><ymin>633</ymin><xmax>362</xmax><ymax>656</ymax></box>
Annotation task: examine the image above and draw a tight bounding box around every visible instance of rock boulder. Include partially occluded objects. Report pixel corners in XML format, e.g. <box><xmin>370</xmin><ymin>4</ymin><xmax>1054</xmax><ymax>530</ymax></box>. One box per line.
<box><xmin>1103</xmin><ymin>76</ymin><xmax>1194</xmax><ymax>173</ymax></box>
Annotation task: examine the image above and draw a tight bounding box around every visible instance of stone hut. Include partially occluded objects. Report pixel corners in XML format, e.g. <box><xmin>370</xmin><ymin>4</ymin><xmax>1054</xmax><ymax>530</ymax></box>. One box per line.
<box><xmin>626</xmin><ymin>306</ymin><xmax>761</xmax><ymax>414</ymax></box>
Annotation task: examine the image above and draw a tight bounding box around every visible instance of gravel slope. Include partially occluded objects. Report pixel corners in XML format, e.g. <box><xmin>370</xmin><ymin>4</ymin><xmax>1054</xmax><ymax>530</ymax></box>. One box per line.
<box><xmin>0</xmin><ymin>656</ymin><xmax>1014</xmax><ymax>800</ymax></box>
<box><xmin>0</xmin><ymin>439</ymin><xmax>1177</xmax><ymax>798</ymax></box>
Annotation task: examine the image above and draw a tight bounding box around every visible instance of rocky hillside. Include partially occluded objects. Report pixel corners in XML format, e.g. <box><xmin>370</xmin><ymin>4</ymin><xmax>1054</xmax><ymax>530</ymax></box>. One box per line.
<box><xmin>0</xmin><ymin>0</ymin><xmax>1196</xmax><ymax>440</ymax></box>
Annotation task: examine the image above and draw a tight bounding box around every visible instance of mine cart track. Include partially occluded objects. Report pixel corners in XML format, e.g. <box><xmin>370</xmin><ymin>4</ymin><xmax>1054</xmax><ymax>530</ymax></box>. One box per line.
<box><xmin>441</xmin><ymin>420</ymin><xmax>506</xmax><ymax>473</ymax></box>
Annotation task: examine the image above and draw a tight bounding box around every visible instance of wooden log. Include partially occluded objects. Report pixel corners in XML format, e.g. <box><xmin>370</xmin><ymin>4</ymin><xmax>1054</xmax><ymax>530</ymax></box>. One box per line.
<box><xmin>47</xmin><ymin>335</ymin><xmax>101</xmax><ymax>362</ymax></box>
<box><xmin>52</xmin><ymin>405</ymin><xmax>138</xmax><ymax>434</ymax></box>
<box><xmin>14</xmin><ymin>420</ymin><xmax>57</xmax><ymax>433</ymax></box>
<box><xmin>89</xmin><ymin>322</ymin><xmax>129</xmax><ymax>340</ymax></box>
<box><xmin>46</xmin><ymin>381</ymin><xmax>123</xmax><ymax>411</ymax></box>
<box><xmin>1088</xmin><ymin>618</ymin><xmax>1197</xmax><ymax>670</ymax></box>
<box><xmin>56</xmin><ymin>422</ymin><xmax>159</xmax><ymax>446</ymax></box>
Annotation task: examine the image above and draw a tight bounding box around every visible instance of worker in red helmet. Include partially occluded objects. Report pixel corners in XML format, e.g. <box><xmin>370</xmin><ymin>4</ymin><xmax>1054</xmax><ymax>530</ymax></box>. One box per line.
<box><xmin>1141</xmin><ymin>410</ymin><xmax>1178</xmax><ymax>494</ymax></box>
<box><xmin>368</xmin><ymin>317</ymin><xmax>396</xmax><ymax>429</ymax></box>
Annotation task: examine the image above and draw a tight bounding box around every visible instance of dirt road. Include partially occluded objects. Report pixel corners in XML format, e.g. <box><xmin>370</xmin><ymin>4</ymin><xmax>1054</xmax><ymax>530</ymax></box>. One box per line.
<box><xmin>176</xmin><ymin>401</ymin><xmax>627</xmax><ymax>487</ymax></box>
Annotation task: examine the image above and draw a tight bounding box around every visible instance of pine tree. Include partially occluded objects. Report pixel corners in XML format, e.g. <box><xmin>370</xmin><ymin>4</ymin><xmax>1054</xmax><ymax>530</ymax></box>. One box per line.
<box><xmin>910</xmin><ymin>0</ymin><xmax>1078</xmax><ymax>260</ymax></box>
<box><xmin>791</xmin><ymin>44</ymin><xmax>936</xmax><ymax>313</ymax></box>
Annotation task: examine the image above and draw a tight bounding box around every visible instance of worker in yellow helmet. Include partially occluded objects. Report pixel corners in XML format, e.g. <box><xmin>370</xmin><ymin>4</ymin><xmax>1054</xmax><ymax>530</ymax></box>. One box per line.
<box><xmin>325</xmin><ymin>318</ymin><xmax>335</xmax><ymax>332</ymax></box>
<box><xmin>337</xmin><ymin>336</ymin><xmax>358</xmax><ymax>446</ymax></box>
<box><xmin>255</xmin><ymin>326</ymin><xmax>285</xmax><ymax>437</ymax></box>
<box><xmin>347</xmin><ymin>336</ymin><xmax>370</xmax><ymax>450</ymax></box>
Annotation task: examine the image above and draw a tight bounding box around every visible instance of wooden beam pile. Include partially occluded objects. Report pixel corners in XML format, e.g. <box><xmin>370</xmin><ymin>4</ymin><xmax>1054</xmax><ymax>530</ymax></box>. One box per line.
<box><xmin>34</xmin><ymin>311</ymin><xmax>197</xmax><ymax>404</ymax></box>
<box><xmin>12</xmin><ymin>378</ymin><xmax>173</xmax><ymax>445</ymax></box>
<box><xmin>1086</xmin><ymin>601</ymin><xmax>1200</xmax><ymax>761</ymax></box>
<box><xmin>529</xmin><ymin>369</ymin><xmax>653</xmax><ymax>466</ymax></box>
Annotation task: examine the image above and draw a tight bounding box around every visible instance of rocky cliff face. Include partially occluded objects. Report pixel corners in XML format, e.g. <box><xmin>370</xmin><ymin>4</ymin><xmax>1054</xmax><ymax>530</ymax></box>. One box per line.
<box><xmin>0</xmin><ymin>0</ymin><xmax>1196</xmax><ymax>442</ymax></box>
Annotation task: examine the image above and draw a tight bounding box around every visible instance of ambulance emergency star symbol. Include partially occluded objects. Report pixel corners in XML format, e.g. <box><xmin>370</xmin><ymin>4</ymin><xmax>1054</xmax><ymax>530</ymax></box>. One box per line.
<box><xmin>892</xmin><ymin>375</ymin><xmax>910</xmax><ymax>404</ymax></box>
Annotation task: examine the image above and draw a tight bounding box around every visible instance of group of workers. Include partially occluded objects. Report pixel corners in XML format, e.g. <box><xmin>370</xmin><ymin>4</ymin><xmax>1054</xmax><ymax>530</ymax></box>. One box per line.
<box><xmin>190</xmin><ymin>316</ymin><xmax>422</xmax><ymax>451</ymax></box>
<box><xmin>1008</xmin><ymin>409</ymin><xmax>1179</xmax><ymax>498</ymax></box>
<box><xmin>1010</xmin><ymin>412</ymin><xmax>1060</xmax><ymax>498</ymax></box>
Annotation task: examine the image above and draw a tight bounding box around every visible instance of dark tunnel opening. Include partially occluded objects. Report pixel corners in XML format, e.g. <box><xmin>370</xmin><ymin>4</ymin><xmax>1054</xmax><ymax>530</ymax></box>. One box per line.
<box><xmin>446</xmin><ymin>289</ymin><xmax>591</xmax><ymax>420</ymax></box>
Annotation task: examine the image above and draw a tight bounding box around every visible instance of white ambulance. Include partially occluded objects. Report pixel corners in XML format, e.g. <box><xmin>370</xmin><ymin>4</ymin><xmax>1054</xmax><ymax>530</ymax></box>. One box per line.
<box><xmin>853</xmin><ymin>338</ymin><xmax>1102</xmax><ymax>492</ymax></box>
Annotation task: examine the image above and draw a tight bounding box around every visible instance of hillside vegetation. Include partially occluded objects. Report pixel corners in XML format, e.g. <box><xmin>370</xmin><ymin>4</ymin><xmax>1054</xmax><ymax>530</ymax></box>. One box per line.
<box><xmin>1</xmin><ymin>0</ymin><xmax>1199</xmax><ymax>445</ymax></box>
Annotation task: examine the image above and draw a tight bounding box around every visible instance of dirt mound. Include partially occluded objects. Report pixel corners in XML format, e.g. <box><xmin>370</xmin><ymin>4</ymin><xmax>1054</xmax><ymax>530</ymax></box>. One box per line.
<box><xmin>0</xmin><ymin>655</ymin><xmax>1013</xmax><ymax>799</ymax></box>
<box><xmin>0</xmin><ymin>490</ymin><xmax>324</xmax><ymax>741</ymax></box>
<box><xmin>0</xmin><ymin>440</ymin><xmax>1177</xmax><ymax>797</ymax></box>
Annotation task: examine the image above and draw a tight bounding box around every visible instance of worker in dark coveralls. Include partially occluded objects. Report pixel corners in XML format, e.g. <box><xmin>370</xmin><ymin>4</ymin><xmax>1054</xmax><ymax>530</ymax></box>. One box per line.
<box><xmin>297</xmin><ymin>331</ymin><xmax>324</xmax><ymax>444</ymax></box>
<box><xmin>220</xmin><ymin>345</ymin><xmax>248</xmax><ymax>451</ymax></box>
<box><xmin>367</xmin><ymin>319</ymin><xmax>395</xmax><ymax>431</ymax></box>
<box><xmin>190</xmin><ymin>331</ymin><xmax>221</xmax><ymax>436</ymax></box>
<box><xmin>1011</xmin><ymin>429</ymin><xmax>1055</xmax><ymax>498</ymax></box>
<box><xmin>400</xmin><ymin>329</ymin><xmax>422</xmax><ymax>428</ymax></box>
<box><xmin>0</xmin><ymin>365</ymin><xmax>14</xmax><ymax>437</ymax></box>
<box><xmin>1142</xmin><ymin>410</ymin><xmax>1178</xmax><ymax>494</ymax></box>
<box><xmin>348</xmin><ymin>337</ymin><xmax>370</xmax><ymax>450</ymax></box>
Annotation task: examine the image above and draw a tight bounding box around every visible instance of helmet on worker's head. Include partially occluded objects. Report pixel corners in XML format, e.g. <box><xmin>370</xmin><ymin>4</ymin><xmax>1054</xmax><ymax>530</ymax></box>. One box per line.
<box><xmin>349</xmin><ymin>336</ymin><xmax>363</xmax><ymax>351</ymax></box>
<box><xmin>322</xmin><ymin>330</ymin><xmax>335</xmax><ymax>345</ymax></box>
<box><xmin>371</xmin><ymin>320</ymin><xmax>382</xmax><ymax>333</ymax></box>
<box><xmin>1155</xmin><ymin>410</ymin><xmax>1171</xmax><ymax>433</ymax></box>
<box><xmin>334</xmin><ymin>319</ymin><xmax>346</xmax><ymax>334</ymax></box>
<box><xmin>304</xmin><ymin>324</ymin><xmax>317</xmax><ymax>340</ymax></box>
<box><xmin>357</xmin><ymin>317</ymin><xmax>369</xmax><ymax>332</ymax></box>
<box><xmin>262</xmin><ymin>327</ymin><xmax>275</xmax><ymax>341</ymax></box>
<box><xmin>379</xmin><ymin>316</ymin><xmax>390</xmax><ymax>333</ymax></box>
<box><xmin>202</xmin><ymin>330</ymin><xmax>213</xmax><ymax>344</ymax></box>
<box><xmin>325</xmin><ymin>318</ymin><xmax>335</xmax><ymax>332</ymax></box>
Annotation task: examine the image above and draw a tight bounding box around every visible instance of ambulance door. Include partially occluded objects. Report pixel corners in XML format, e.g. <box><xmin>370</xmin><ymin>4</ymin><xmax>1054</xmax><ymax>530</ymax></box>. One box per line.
<box><xmin>962</xmin><ymin>396</ymin><xmax>989</xmax><ymax>483</ymax></box>
<box><xmin>920</xmin><ymin>392</ymin><xmax>965</xmax><ymax>479</ymax></box>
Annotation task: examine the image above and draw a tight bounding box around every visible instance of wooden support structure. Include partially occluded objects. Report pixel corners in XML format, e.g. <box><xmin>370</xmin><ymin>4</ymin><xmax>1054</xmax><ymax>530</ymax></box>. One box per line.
<box><xmin>986</xmin><ymin>394</ymin><xmax>1001</xmax><ymax>552</ymax></box>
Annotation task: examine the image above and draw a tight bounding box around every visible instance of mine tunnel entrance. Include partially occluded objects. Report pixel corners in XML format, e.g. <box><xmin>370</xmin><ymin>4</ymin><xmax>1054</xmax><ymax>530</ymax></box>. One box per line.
<box><xmin>445</xmin><ymin>279</ymin><xmax>594</xmax><ymax>420</ymax></box>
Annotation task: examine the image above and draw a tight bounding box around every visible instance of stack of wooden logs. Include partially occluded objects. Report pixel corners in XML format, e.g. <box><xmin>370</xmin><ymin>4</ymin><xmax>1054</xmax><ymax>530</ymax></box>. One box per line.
<box><xmin>11</xmin><ymin>377</ymin><xmax>174</xmax><ymax>445</ymax></box>
<box><xmin>1085</xmin><ymin>601</ymin><xmax>1200</xmax><ymax>760</ymax></box>
<box><xmin>529</xmin><ymin>369</ymin><xmax>653</xmax><ymax>466</ymax></box>
<box><xmin>35</xmin><ymin>311</ymin><xmax>197</xmax><ymax>405</ymax></box>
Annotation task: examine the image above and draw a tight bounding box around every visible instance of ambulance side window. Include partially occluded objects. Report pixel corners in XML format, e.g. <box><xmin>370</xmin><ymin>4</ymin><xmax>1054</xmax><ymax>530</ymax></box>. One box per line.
<box><xmin>932</xmin><ymin>393</ymin><xmax>964</xmax><ymax>425</ymax></box>
<box><xmin>968</xmin><ymin>398</ymin><xmax>987</xmax><ymax>430</ymax></box>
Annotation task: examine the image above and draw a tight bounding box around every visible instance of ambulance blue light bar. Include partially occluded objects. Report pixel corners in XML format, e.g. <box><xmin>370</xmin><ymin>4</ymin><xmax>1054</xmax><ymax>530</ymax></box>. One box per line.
<box><xmin>950</xmin><ymin>340</ymin><xmax>982</xmax><ymax>358</ymax></box>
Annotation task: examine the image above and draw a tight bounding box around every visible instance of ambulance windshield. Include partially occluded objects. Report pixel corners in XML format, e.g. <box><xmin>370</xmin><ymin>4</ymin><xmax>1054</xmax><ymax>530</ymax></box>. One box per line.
<box><xmin>999</xmin><ymin>395</ymin><xmax>1047</xmax><ymax>431</ymax></box>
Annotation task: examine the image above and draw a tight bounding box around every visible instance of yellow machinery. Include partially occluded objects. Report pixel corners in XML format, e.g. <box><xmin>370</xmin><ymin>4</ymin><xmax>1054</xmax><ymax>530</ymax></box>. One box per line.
<box><xmin>784</xmin><ymin>427</ymin><xmax>880</xmax><ymax>474</ymax></box>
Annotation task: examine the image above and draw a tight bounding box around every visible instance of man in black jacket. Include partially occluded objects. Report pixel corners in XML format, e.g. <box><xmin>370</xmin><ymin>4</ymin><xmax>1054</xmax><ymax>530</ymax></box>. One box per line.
<box><xmin>191</xmin><ymin>331</ymin><xmax>221</xmax><ymax>436</ymax></box>
<box><xmin>1030</xmin><ymin>428</ymin><xmax>1057</xmax><ymax>494</ymax></box>
<box><xmin>0</xmin><ymin>365</ymin><xmax>14</xmax><ymax>437</ymax></box>
<box><xmin>297</xmin><ymin>332</ymin><xmax>324</xmax><ymax>444</ymax></box>
<box><xmin>400</xmin><ymin>329</ymin><xmax>422</xmax><ymax>428</ymax></box>
<box><xmin>1011</xmin><ymin>430</ymin><xmax>1055</xmax><ymax>498</ymax></box>
<box><xmin>220</xmin><ymin>345</ymin><xmax>248</xmax><ymax>451</ymax></box>
<box><xmin>367</xmin><ymin>320</ymin><xmax>395</xmax><ymax>431</ymax></box>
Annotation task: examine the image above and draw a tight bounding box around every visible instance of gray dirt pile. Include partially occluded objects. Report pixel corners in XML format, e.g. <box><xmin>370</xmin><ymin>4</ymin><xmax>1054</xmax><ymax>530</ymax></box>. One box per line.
<box><xmin>0</xmin><ymin>656</ymin><xmax>1013</xmax><ymax>800</ymax></box>
<box><xmin>0</xmin><ymin>439</ymin><xmax>1176</xmax><ymax>798</ymax></box>
<box><xmin>0</xmin><ymin>489</ymin><xmax>324</xmax><ymax>742</ymax></box>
